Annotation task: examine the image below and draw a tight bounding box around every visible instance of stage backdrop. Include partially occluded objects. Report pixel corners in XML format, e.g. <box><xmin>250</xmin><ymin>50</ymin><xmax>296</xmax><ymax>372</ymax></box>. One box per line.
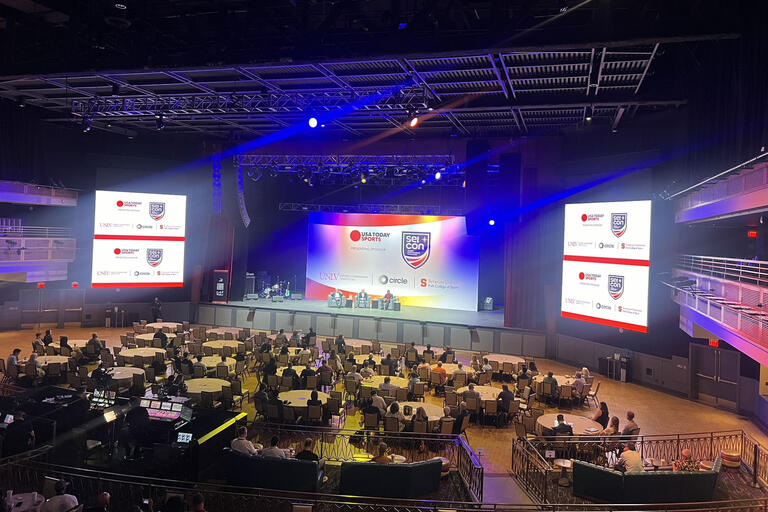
<box><xmin>305</xmin><ymin>213</ymin><xmax>479</xmax><ymax>311</ymax></box>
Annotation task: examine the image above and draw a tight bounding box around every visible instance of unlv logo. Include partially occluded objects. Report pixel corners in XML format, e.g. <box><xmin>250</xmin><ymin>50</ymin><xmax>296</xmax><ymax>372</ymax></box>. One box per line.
<box><xmin>611</xmin><ymin>213</ymin><xmax>627</xmax><ymax>237</ymax></box>
<box><xmin>149</xmin><ymin>202</ymin><xmax>166</xmax><ymax>221</ymax></box>
<box><xmin>402</xmin><ymin>232</ymin><xmax>431</xmax><ymax>269</ymax></box>
<box><xmin>608</xmin><ymin>275</ymin><xmax>624</xmax><ymax>300</ymax></box>
<box><xmin>146</xmin><ymin>248</ymin><xmax>163</xmax><ymax>267</ymax></box>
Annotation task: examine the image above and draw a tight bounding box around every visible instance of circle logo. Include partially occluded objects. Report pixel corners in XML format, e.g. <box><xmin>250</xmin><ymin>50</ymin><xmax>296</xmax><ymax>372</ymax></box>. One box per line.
<box><xmin>350</xmin><ymin>230</ymin><xmax>361</xmax><ymax>242</ymax></box>
<box><xmin>114</xmin><ymin>248</ymin><xmax>121</xmax><ymax>255</ymax></box>
<box><xmin>379</xmin><ymin>275</ymin><xmax>389</xmax><ymax>285</ymax></box>
<box><xmin>579</xmin><ymin>272</ymin><xmax>585</xmax><ymax>280</ymax></box>
<box><xmin>581</xmin><ymin>214</ymin><xmax>587</xmax><ymax>222</ymax></box>
<box><xmin>117</xmin><ymin>200</ymin><xmax>124</xmax><ymax>207</ymax></box>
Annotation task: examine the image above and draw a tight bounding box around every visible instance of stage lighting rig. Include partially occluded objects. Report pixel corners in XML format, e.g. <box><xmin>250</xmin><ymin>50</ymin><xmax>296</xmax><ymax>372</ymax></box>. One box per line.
<box><xmin>81</xmin><ymin>116</ymin><xmax>92</xmax><ymax>132</ymax></box>
<box><xmin>308</xmin><ymin>116</ymin><xmax>319</xmax><ymax>128</ymax></box>
<box><xmin>155</xmin><ymin>113</ymin><xmax>166</xmax><ymax>130</ymax></box>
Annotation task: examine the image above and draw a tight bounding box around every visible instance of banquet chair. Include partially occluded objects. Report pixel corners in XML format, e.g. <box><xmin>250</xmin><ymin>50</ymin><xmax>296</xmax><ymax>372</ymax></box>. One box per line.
<box><xmin>413</xmin><ymin>420</ymin><xmax>428</xmax><ymax>434</ymax></box>
<box><xmin>231</xmin><ymin>379</ymin><xmax>248</xmax><ymax>407</ymax></box>
<box><xmin>412</xmin><ymin>382</ymin><xmax>426</xmax><ymax>401</ymax></box>
<box><xmin>558</xmin><ymin>385</ymin><xmax>573</xmax><ymax>408</ymax></box>
<box><xmin>359</xmin><ymin>385</ymin><xmax>372</xmax><ymax>401</ymax></box>
<box><xmin>502</xmin><ymin>362</ymin><xmax>515</xmax><ymax>381</ymax></box>
<box><xmin>266</xmin><ymin>374</ymin><xmax>279</xmax><ymax>390</ymax></box>
<box><xmin>453</xmin><ymin>373</ymin><xmax>467</xmax><ymax>388</ymax></box>
<box><xmin>396</xmin><ymin>388</ymin><xmax>408</xmax><ymax>402</ymax></box>
<box><xmin>384</xmin><ymin>416</ymin><xmax>400</xmax><ymax>433</ymax></box>
<box><xmin>364</xmin><ymin>412</ymin><xmax>380</xmax><ymax>431</ymax></box>
<box><xmin>326</xmin><ymin>397</ymin><xmax>345</xmax><ymax>427</ymax></box>
<box><xmin>266</xmin><ymin>404</ymin><xmax>281</xmax><ymax>422</ymax></box>
<box><xmin>506</xmin><ymin>400</ymin><xmax>521</xmax><ymax>424</ymax></box>
<box><xmin>200</xmin><ymin>390</ymin><xmax>222</xmax><ymax>409</ymax></box>
<box><xmin>587</xmin><ymin>382</ymin><xmax>600</xmax><ymax>407</ymax></box>
<box><xmin>280</xmin><ymin>375</ymin><xmax>294</xmax><ymax>391</ymax></box>
<box><xmin>577</xmin><ymin>383</ymin><xmax>591</xmax><ymax>406</ymax></box>
<box><xmin>305</xmin><ymin>375</ymin><xmax>318</xmax><ymax>390</ymax></box>
<box><xmin>482</xmin><ymin>399</ymin><xmax>499</xmax><ymax>427</ymax></box>
<box><xmin>445</xmin><ymin>352</ymin><xmax>455</xmax><ymax>363</ymax></box>
<box><xmin>540</xmin><ymin>382</ymin><xmax>553</xmax><ymax>403</ymax></box>
<box><xmin>222</xmin><ymin>346</ymin><xmax>233</xmax><ymax>358</ymax></box>
<box><xmin>60</xmin><ymin>346</ymin><xmax>71</xmax><ymax>357</ymax></box>
<box><xmin>216</xmin><ymin>366</ymin><xmax>230</xmax><ymax>380</ymax></box>
<box><xmin>514</xmin><ymin>420</ymin><xmax>536</xmax><ymax>441</ymax></box>
<box><xmin>319</xmin><ymin>370</ymin><xmax>334</xmax><ymax>391</ymax></box>
<box><xmin>193</xmin><ymin>365</ymin><xmax>206</xmax><ymax>378</ymax></box>
<box><xmin>220</xmin><ymin>385</ymin><xmax>234</xmax><ymax>410</ymax></box>
<box><xmin>307</xmin><ymin>405</ymin><xmax>323</xmax><ymax>425</ymax></box>
<box><xmin>478</xmin><ymin>371</ymin><xmax>491</xmax><ymax>385</ymax></box>
<box><xmin>203</xmin><ymin>346</ymin><xmax>214</xmax><ymax>356</ymax></box>
<box><xmin>424</xmin><ymin>352</ymin><xmax>434</xmax><ymax>364</ymax></box>
<box><xmin>45</xmin><ymin>345</ymin><xmax>56</xmax><ymax>356</ymax></box>
<box><xmin>465</xmin><ymin>397</ymin><xmax>480</xmax><ymax>419</ymax></box>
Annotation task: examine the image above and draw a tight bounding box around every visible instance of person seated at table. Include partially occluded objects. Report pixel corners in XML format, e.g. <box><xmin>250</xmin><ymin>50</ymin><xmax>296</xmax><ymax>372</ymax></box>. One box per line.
<box><xmin>214</xmin><ymin>355</ymin><xmax>231</xmax><ymax>377</ymax></box>
<box><xmin>422</xmin><ymin>344</ymin><xmax>434</xmax><ymax>359</ymax></box>
<box><xmin>43</xmin><ymin>329</ymin><xmax>54</xmax><ymax>346</ymax></box>
<box><xmin>282</xmin><ymin>362</ymin><xmax>300</xmax><ymax>388</ymax></box>
<box><xmin>417</xmin><ymin>359</ymin><xmax>431</xmax><ymax>378</ymax></box>
<box><xmin>414</xmin><ymin>406</ymin><xmax>429</xmax><ymax>424</ymax></box>
<box><xmin>32</xmin><ymin>333</ymin><xmax>45</xmax><ymax>354</ymax></box>
<box><xmin>382</xmin><ymin>289</ymin><xmax>393</xmax><ymax>309</ymax></box>
<box><xmin>153</xmin><ymin>329</ymin><xmax>168</xmax><ymax>349</ymax></box>
<box><xmin>296</xmin><ymin>437</ymin><xmax>326</xmax><ymax>470</ymax></box>
<box><xmin>552</xmin><ymin>414</ymin><xmax>573</xmax><ymax>436</ymax></box>
<box><xmin>289</xmin><ymin>329</ymin><xmax>301</xmax><ymax>345</ymax></box>
<box><xmin>432</xmin><ymin>361</ymin><xmax>447</xmax><ymax>384</ymax></box>
<box><xmin>335</xmin><ymin>333</ymin><xmax>347</xmax><ymax>354</ymax></box>
<box><xmin>581</xmin><ymin>366</ymin><xmax>591</xmax><ymax>378</ymax></box>
<box><xmin>370</xmin><ymin>389</ymin><xmax>387</xmax><ymax>417</ymax></box>
<box><xmin>571</xmin><ymin>372</ymin><xmax>586</xmax><ymax>397</ymax></box>
<box><xmin>385</xmin><ymin>402</ymin><xmax>406</xmax><ymax>431</ymax></box>
<box><xmin>408</xmin><ymin>369</ymin><xmax>420</xmax><ymax>394</ymax></box>
<box><xmin>405</xmin><ymin>342</ymin><xmax>419</xmax><ymax>362</ymax></box>
<box><xmin>618</xmin><ymin>442</ymin><xmax>644</xmax><ymax>473</ymax></box>
<box><xmin>360</xmin><ymin>361</ymin><xmax>374</xmax><ymax>379</ymax></box>
<box><xmin>517</xmin><ymin>365</ymin><xmax>530</xmax><ymax>380</ymax></box>
<box><xmin>449</xmin><ymin>362</ymin><xmax>467</xmax><ymax>385</ymax></box>
<box><xmin>193</xmin><ymin>354</ymin><xmax>207</xmax><ymax>373</ymax></box>
<box><xmin>470</xmin><ymin>354</ymin><xmax>481</xmax><ymax>372</ymax></box>
<box><xmin>621</xmin><ymin>410</ymin><xmax>639</xmax><ymax>435</ymax></box>
<box><xmin>438</xmin><ymin>346</ymin><xmax>454</xmax><ymax>363</ymax></box>
<box><xmin>258</xmin><ymin>339</ymin><xmax>272</xmax><ymax>353</ymax></box>
<box><xmin>346</xmin><ymin>364</ymin><xmax>363</xmax><ymax>384</ymax></box>
<box><xmin>346</xmin><ymin>351</ymin><xmax>356</xmax><ymax>364</ymax></box>
<box><xmin>379</xmin><ymin>376</ymin><xmax>398</xmax><ymax>393</ymax></box>
<box><xmin>497</xmin><ymin>384</ymin><xmax>516</xmax><ymax>412</ymax></box>
<box><xmin>261</xmin><ymin>435</ymin><xmax>287</xmax><ymax>459</ymax></box>
<box><xmin>28</xmin><ymin>352</ymin><xmax>46</xmax><ymax>376</ymax></box>
<box><xmin>436</xmin><ymin>406</ymin><xmax>454</xmax><ymax>432</ymax></box>
<box><xmin>279</xmin><ymin>343</ymin><xmax>290</xmax><ymax>356</ymax></box>
<box><xmin>481</xmin><ymin>358</ymin><xmax>493</xmax><ymax>373</ymax></box>
<box><xmin>597</xmin><ymin>416</ymin><xmax>619</xmax><ymax>436</ymax></box>
<box><xmin>542</xmin><ymin>371</ymin><xmax>559</xmax><ymax>398</ymax></box>
<box><xmin>275</xmin><ymin>329</ymin><xmax>288</xmax><ymax>345</ymax></box>
<box><xmin>166</xmin><ymin>374</ymin><xmax>186</xmax><ymax>395</ymax></box>
<box><xmin>300</xmin><ymin>327</ymin><xmax>316</xmax><ymax>348</ymax></box>
<box><xmin>300</xmin><ymin>363</ymin><xmax>317</xmax><ymax>388</ymax></box>
<box><xmin>327</xmin><ymin>349</ymin><xmax>343</xmax><ymax>371</ymax></box>
<box><xmin>253</xmin><ymin>387</ymin><xmax>268</xmax><ymax>408</ymax></box>
<box><xmin>231</xmin><ymin>425</ymin><xmax>259</xmax><ymax>456</ymax></box>
<box><xmin>40</xmin><ymin>479</ymin><xmax>78</xmax><ymax>512</ymax></box>
<box><xmin>461</xmin><ymin>383</ymin><xmax>480</xmax><ymax>402</ymax></box>
<box><xmin>453</xmin><ymin>402</ymin><xmax>469</xmax><ymax>435</ymax></box>
<box><xmin>372</xmin><ymin>442</ymin><xmax>392</xmax><ymax>463</ymax></box>
<box><xmin>7</xmin><ymin>348</ymin><xmax>21</xmax><ymax>367</ymax></box>
<box><xmin>673</xmin><ymin>448</ymin><xmax>700</xmax><ymax>471</ymax></box>
<box><xmin>180</xmin><ymin>352</ymin><xmax>195</xmax><ymax>375</ymax></box>
<box><xmin>266</xmin><ymin>391</ymin><xmax>284</xmax><ymax>421</ymax></box>
<box><xmin>317</xmin><ymin>359</ymin><xmax>333</xmax><ymax>377</ymax></box>
<box><xmin>591</xmin><ymin>401</ymin><xmax>609</xmax><ymax>429</ymax></box>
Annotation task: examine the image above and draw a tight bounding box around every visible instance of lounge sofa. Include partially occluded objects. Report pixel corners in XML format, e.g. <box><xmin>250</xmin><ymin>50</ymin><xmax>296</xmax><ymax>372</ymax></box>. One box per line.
<box><xmin>223</xmin><ymin>448</ymin><xmax>322</xmax><ymax>492</ymax></box>
<box><xmin>339</xmin><ymin>459</ymin><xmax>442</xmax><ymax>498</ymax></box>
<box><xmin>573</xmin><ymin>457</ymin><xmax>722</xmax><ymax>503</ymax></box>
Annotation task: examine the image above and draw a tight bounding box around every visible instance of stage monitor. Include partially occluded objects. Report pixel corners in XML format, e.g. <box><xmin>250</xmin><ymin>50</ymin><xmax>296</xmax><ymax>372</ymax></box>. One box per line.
<box><xmin>177</xmin><ymin>432</ymin><xmax>193</xmax><ymax>444</ymax></box>
<box><xmin>305</xmin><ymin>213</ymin><xmax>480</xmax><ymax>311</ymax></box>
<box><xmin>561</xmin><ymin>200</ymin><xmax>651</xmax><ymax>333</ymax></box>
<box><xmin>91</xmin><ymin>190</ymin><xmax>187</xmax><ymax>288</ymax></box>
<box><xmin>139</xmin><ymin>399</ymin><xmax>151</xmax><ymax>408</ymax></box>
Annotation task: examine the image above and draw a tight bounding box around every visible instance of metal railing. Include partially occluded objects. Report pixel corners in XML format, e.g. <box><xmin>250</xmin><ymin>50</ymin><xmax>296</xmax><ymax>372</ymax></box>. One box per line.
<box><xmin>250</xmin><ymin>423</ymin><xmax>484</xmax><ymax>502</ymax></box>
<box><xmin>679</xmin><ymin>254</ymin><xmax>768</xmax><ymax>287</ymax></box>
<box><xmin>0</xmin><ymin>225</ymin><xmax>73</xmax><ymax>238</ymax></box>
<box><xmin>671</xmin><ymin>152</ymin><xmax>768</xmax><ymax>208</ymax></box>
<box><xmin>511</xmin><ymin>429</ymin><xmax>768</xmax><ymax>504</ymax></box>
<box><xmin>0</xmin><ymin>237</ymin><xmax>76</xmax><ymax>263</ymax></box>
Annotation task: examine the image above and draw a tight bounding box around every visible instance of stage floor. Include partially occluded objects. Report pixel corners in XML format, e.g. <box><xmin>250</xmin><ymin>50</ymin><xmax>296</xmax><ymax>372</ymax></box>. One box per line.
<box><xmin>219</xmin><ymin>298</ymin><xmax>507</xmax><ymax>328</ymax></box>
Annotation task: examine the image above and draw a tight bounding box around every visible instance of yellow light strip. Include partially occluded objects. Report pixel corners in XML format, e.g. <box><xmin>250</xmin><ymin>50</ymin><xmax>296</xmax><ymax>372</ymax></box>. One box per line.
<box><xmin>197</xmin><ymin>412</ymin><xmax>247</xmax><ymax>445</ymax></box>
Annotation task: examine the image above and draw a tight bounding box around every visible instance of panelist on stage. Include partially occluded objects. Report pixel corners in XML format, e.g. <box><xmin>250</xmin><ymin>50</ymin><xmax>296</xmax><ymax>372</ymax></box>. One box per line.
<box><xmin>382</xmin><ymin>289</ymin><xmax>393</xmax><ymax>310</ymax></box>
<box><xmin>356</xmin><ymin>289</ymin><xmax>370</xmax><ymax>308</ymax></box>
<box><xmin>331</xmin><ymin>288</ymin><xmax>344</xmax><ymax>307</ymax></box>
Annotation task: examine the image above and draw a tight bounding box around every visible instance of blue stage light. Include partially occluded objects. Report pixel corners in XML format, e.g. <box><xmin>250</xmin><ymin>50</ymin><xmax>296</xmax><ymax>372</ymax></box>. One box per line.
<box><xmin>308</xmin><ymin>117</ymin><xmax>318</xmax><ymax>128</ymax></box>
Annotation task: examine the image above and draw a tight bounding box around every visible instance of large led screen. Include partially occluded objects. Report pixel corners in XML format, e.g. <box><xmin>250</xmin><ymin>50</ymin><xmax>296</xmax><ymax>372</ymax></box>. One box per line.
<box><xmin>91</xmin><ymin>190</ymin><xmax>186</xmax><ymax>288</ymax></box>
<box><xmin>561</xmin><ymin>200</ymin><xmax>651</xmax><ymax>332</ymax></box>
<box><xmin>305</xmin><ymin>213</ymin><xmax>479</xmax><ymax>311</ymax></box>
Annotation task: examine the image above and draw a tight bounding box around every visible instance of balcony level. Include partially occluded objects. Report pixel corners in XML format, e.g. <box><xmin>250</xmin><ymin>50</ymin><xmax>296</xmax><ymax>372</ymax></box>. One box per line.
<box><xmin>0</xmin><ymin>225</ymin><xmax>76</xmax><ymax>283</ymax></box>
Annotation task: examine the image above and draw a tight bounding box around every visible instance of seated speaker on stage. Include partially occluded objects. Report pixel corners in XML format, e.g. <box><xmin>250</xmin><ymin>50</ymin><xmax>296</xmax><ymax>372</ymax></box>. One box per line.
<box><xmin>379</xmin><ymin>290</ymin><xmax>399</xmax><ymax>310</ymax></box>
<box><xmin>328</xmin><ymin>288</ymin><xmax>345</xmax><ymax>308</ymax></box>
<box><xmin>355</xmin><ymin>289</ymin><xmax>371</xmax><ymax>308</ymax></box>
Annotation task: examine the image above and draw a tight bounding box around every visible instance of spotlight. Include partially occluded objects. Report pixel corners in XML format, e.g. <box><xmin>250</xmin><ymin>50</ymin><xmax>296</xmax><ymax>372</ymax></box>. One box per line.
<box><xmin>360</xmin><ymin>172</ymin><xmax>367</xmax><ymax>184</ymax></box>
<box><xmin>462</xmin><ymin>180</ymin><xmax>466</xmax><ymax>188</ymax></box>
<box><xmin>409</xmin><ymin>115</ymin><xmax>419</xmax><ymax>128</ymax></box>
<box><xmin>434</xmin><ymin>171</ymin><xmax>442</xmax><ymax>180</ymax></box>
<box><xmin>308</xmin><ymin>116</ymin><xmax>318</xmax><ymax>128</ymax></box>
<box><xmin>17</xmin><ymin>97</ymin><xmax>25</xmax><ymax>108</ymax></box>
<box><xmin>115</xmin><ymin>2</ymin><xmax>127</xmax><ymax>9</ymax></box>
<box><xmin>488</xmin><ymin>219</ymin><xmax>495</xmax><ymax>226</ymax></box>
<box><xmin>81</xmin><ymin>117</ymin><xmax>92</xmax><ymax>132</ymax></box>
<box><xmin>155</xmin><ymin>113</ymin><xmax>165</xmax><ymax>130</ymax></box>
<box><xmin>585</xmin><ymin>116</ymin><xmax>592</xmax><ymax>122</ymax></box>
<box><xmin>585</xmin><ymin>105</ymin><xmax>593</xmax><ymax>123</ymax></box>
<box><xmin>421</xmin><ymin>179</ymin><xmax>426</xmax><ymax>185</ymax></box>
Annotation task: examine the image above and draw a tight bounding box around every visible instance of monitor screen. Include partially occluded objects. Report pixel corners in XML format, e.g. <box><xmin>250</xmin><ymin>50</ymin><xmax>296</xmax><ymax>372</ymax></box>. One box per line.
<box><xmin>4</xmin><ymin>414</ymin><xmax>13</xmax><ymax>424</ymax></box>
<box><xmin>150</xmin><ymin>401</ymin><xmax>161</xmax><ymax>409</ymax></box>
<box><xmin>177</xmin><ymin>432</ymin><xmax>192</xmax><ymax>444</ymax></box>
<box><xmin>139</xmin><ymin>399</ymin><xmax>151</xmax><ymax>408</ymax></box>
<box><xmin>93</xmin><ymin>389</ymin><xmax>104</xmax><ymax>398</ymax></box>
<box><xmin>160</xmin><ymin>402</ymin><xmax>172</xmax><ymax>411</ymax></box>
<box><xmin>171</xmin><ymin>403</ymin><xmax>183</xmax><ymax>412</ymax></box>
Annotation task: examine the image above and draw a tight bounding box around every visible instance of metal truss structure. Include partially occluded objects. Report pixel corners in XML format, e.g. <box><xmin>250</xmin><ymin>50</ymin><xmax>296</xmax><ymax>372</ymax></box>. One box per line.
<box><xmin>0</xmin><ymin>42</ymin><xmax>682</xmax><ymax>138</ymax></box>
<box><xmin>278</xmin><ymin>203</ymin><xmax>464</xmax><ymax>216</ymax></box>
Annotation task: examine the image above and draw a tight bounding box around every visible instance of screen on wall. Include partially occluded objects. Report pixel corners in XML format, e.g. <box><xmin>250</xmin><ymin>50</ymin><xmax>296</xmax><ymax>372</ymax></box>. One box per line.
<box><xmin>305</xmin><ymin>213</ymin><xmax>479</xmax><ymax>311</ymax></box>
<box><xmin>91</xmin><ymin>190</ymin><xmax>187</xmax><ymax>288</ymax></box>
<box><xmin>560</xmin><ymin>200</ymin><xmax>651</xmax><ymax>333</ymax></box>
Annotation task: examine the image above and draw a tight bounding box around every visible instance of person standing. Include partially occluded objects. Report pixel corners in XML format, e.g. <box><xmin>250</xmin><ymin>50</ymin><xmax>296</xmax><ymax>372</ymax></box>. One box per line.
<box><xmin>151</xmin><ymin>297</ymin><xmax>162</xmax><ymax>322</ymax></box>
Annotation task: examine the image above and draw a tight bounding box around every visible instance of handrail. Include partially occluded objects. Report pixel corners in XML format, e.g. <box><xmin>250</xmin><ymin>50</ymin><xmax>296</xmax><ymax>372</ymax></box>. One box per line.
<box><xmin>668</xmin><ymin>151</ymin><xmax>768</xmax><ymax>199</ymax></box>
<box><xmin>0</xmin><ymin>225</ymin><xmax>73</xmax><ymax>238</ymax></box>
<box><xmin>679</xmin><ymin>254</ymin><xmax>768</xmax><ymax>287</ymax></box>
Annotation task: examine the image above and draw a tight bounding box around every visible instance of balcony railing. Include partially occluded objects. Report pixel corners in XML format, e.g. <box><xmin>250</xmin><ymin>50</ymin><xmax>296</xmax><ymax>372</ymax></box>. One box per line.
<box><xmin>679</xmin><ymin>254</ymin><xmax>768</xmax><ymax>287</ymax></box>
<box><xmin>0</xmin><ymin>238</ymin><xmax>76</xmax><ymax>263</ymax></box>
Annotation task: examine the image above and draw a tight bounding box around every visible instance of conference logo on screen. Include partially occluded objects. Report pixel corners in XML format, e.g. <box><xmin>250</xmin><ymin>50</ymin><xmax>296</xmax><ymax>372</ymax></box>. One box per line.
<box><xmin>578</xmin><ymin>271</ymin><xmax>600</xmax><ymax>286</ymax></box>
<box><xmin>402</xmin><ymin>232</ymin><xmax>431</xmax><ymax>269</ymax></box>
<box><xmin>608</xmin><ymin>274</ymin><xmax>624</xmax><ymax>300</ymax></box>
<box><xmin>349</xmin><ymin>229</ymin><xmax>391</xmax><ymax>243</ymax></box>
<box><xmin>611</xmin><ymin>213</ymin><xmax>627</xmax><ymax>237</ymax></box>
<box><xmin>379</xmin><ymin>275</ymin><xmax>408</xmax><ymax>285</ymax></box>
<box><xmin>146</xmin><ymin>248</ymin><xmax>163</xmax><ymax>267</ymax></box>
<box><xmin>580</xmin><ymin>212</ymin><xmax>604</xmax><ymax>225</ymax></box>
<box><xmin>113</xmin><ymin>248</ymin><xmax>139</xmax><ymax>257</ymax></box>
<box><xmin>149</xmin><ymin>202</ymin><xmax>166</xmax><ymax>221</ymax></box>
<box><xmin>116</xmin><ymin>200</ymin><xmax>142</xmax><ymax>210</ymax></box>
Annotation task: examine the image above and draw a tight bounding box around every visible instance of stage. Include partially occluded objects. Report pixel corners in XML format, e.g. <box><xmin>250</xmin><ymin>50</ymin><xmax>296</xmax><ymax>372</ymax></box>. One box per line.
<box><xmin>196</xmin><ymin>298</ymin><xmax>547</xmax><ymax>358</ymax></box>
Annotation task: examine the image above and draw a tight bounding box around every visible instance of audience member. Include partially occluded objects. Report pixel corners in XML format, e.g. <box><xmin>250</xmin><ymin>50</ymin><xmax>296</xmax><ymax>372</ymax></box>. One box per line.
<box><xmin>300</xmin><ymin>363</ymin><xmax>316</xmax><ymax>388</ymax></box>
<box><xmin>83</xmin><ymin>492</ymin><xmax>110</xmax><ymax>512</ymax></box>
<box><xmin>552</xmin><ymin>414</ymin><xmax>574</xmax><ymax>436</ymax></box>
<box><xmin>40</xmin><ymin>480</ymin><xmax>78</xmax><ymax>512</ymax></box>
<box><xmin>432</xmin><ymin>361</ymin><xmax>447</xmax><ymax>383</ymax></box>
<box><xmin>7</xmin><ymin>348</ymin><xmax>21</xmax><ymax>366</ymax></box>
<box><xmin>231</xmin><ymin>426</ymin><xmax>259</xmax><ymax>455</ymax></box>
<box><xmin>598</xmin><ymin>416</ymin><xmax>619</xmax><ymax>436</ymax></box>
<box><xmin>193</xmin><ymin>355</ymin><xmax>207</xmax><ymax>373</ymax></box>
<box><xmin>335</xmin><ymin>333</ymin><xmax>346</xmax><ymax>354</ymax></box>
<box><xmin>542</xmin><ymin>371</ymin><xmax>559</xmax><ymax>398</ymax></box>
<box><xmin>437</xmin><ymin>406</ymin><xmax>454</xmax><ymax>432</ymax></box>
<box><xmin>43</xmin><ymin>329</ymin><xmax>54</xmax><ymax>346</ymax></box>
<box><xmin>346</xmin><ymin>364</ymin><xmax>363</xmax><ymax>384</ymax></box>
<box><xmin>591</xmin><ymin>401</ymin><xmax>610</xmax><ymax>428</ymax></box>
<box><xmin>282</xmin><ymin>362</ymin><xmax>299</xmax><ymax>388</ymax></box>
<box><xmin>295</xmin><ymin>437</ymin><xmax>326</xmax><ymax>470</ymax></box>
<box><xmin>438</xmin><ymin>345</ymin><xmax>454</xmax><ymax>363</ymax></box>
<box><xmin>385</xmin><ymin>402</ymin><xmax>406</xmax><ymax>431</ymax></box>
<box><xmin>370</xmin><ymin>389</ymin><xmax>387</xmax><ymax>416</ymax></box>
<box><xmin>673</xmin><ymin>448</ymin><xmax>700</xmax><ymax>471</ymax></box>
<box><xmin>571</xmin><ymin>372</ymin><xmax>586</xmax><ymax>396</ymax></box>
<box><xmin>497</xmin><ymin>384</ymin><xmax>516</xmax><ymax>412</ymax></box>
<box><xmin>372</xmin><ymin>442</ymin><xmax>392</xmax><ymax>463</ymax></box>
<box><xmin>275</xmin><ymin>329</ymin><xmax>287</xmax><ymax>345</ymax></box>
<box><xmin>462</xmin><ymin>383</ymin><xmax>480</xmax><ymax>401</ymax></box>
<box><xmin>3</xmin><ymin>411</ymin><xmax>35</xmax><ymax>456</ymax></box>
<box><xmin>453</xmin><ymin>402</ymin><xmax>469</xmax><ymax>434</ymax></box>
<box><xmin>621</xmin><ymin>411</ymin><xmax>639</xmax><ymax>435</ymax></box>
<box><xmin>619</xmin><ymin>442</ymin><xmax>644</xmax><ymax>473</ymax></box>
<box><xmin>360</xmin><ymin>361</ymin><xmax>374</xmax><ymax>379</ymax></box>
<box><xmin>32</xmin><ymin>334</ymin><xmax>45</xmax><ymax>354</ymax></box>
<box><xmin>379</xmin><ymin>376</ymin><xmax>397</xmax><ymax>393</ymax></box>
<box><xmin>422</xmin><ymin>344</ymin><xmax>434</xmax><ymax>359</ymax></box>
<box><xmin>261</xmin><ymin>435</ymin><xmax>287</xmax><ymax>458</ymax></box>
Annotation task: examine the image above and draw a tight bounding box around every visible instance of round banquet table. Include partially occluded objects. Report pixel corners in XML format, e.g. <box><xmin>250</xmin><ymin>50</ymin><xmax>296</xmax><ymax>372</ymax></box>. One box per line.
<box><xmin>344</xmin><ymin>338</ymin><xmax>373</xmax><ymax>350</ymax></box>
<box><xmin>456</xmin><ymin>385</ymin><xmax>501</xmax><ymax>401</ymax></box>
<box><xmin>353</xmin><ymin>354</ymin><xmax>383</xmax><ymax>365</ymax></box>
<box><xmin>134</xmin><ymin>333</ymin><xmax>160</xmax><ymax>342</ymax></box>
<box><xmin>94</xmin><ymin>366</ymin><xmax>145</xmax><ymax>383</ymax></box>
<box><xmin>208</xmin><ymin>327</ymin><xmax>242</xmax><ymax>338</ymax></box>
<box><xmin>201</xmin><ymin>356</ymin><xmax>236</xmax><ymax>371</ymax></box>
<box><xmin>360</xmin><ymin>375</ymin><xmax>408</xmax><ymax>389</ymax></box>
<box><xmin>276</xmin><ymin>366</ymin><xmax>317</xmax><ymax>377</ymax></box>
<box><xmin>399</xmin><ymin>402</ymin><xmax>444</xmax><ymax>423</ymax></box>
<box><xmin>31</xmin><ymin>355</ymin><xmax>69</xmax><ymax>366</ymax></box>
<box><xmin>50</xmin><ymin>339</ymin><xmax>88</xmax><ymax>351</ymax></box>
<box><xmin>279</xmin><ymin>389</ymin><xmax>329</xmax><ymax>407</ymax></box>
<box><xmin>433</xmin><ymin>364</ymin><xmax>476</xmax><ymax>377</ymax></box>
<box><xmin>147</xmin><ymin>322</ymin><xmax>182</xmax><ymax>331</ymax></box>
<box><xmin>533</xmin><ymin>374</ymin><xmax>573</xmax><ymax>387</ymax></box>
<box><xmin>203</xmin><ymin>340</ymin><xmax>243</xmax><ymax>354</ymax></box>
<box><xmin>185</xmin><ymin>378</ymin><xmax>230</xmax><ymax>396</ymax></box>
<box><xmin>536</xmin><ymin>413</ymin><xmax>602</xmax><ymax>436</ymax></box>
<box><xmin>120</xmin><ymin>347</ymin><xmax>165</xmax><ymax>363</ymax></box>
<box><xmin>486</xmin><ymin>354</ymin><xmax>526</xmax><ymax>366</ymax></box>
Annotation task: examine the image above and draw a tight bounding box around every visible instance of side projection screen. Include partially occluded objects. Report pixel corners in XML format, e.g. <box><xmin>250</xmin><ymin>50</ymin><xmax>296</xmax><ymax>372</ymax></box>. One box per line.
<box><xmin>561</xmin><ymin>200</ymin><xmax>651</xmax><ymax>333</ymax></box>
